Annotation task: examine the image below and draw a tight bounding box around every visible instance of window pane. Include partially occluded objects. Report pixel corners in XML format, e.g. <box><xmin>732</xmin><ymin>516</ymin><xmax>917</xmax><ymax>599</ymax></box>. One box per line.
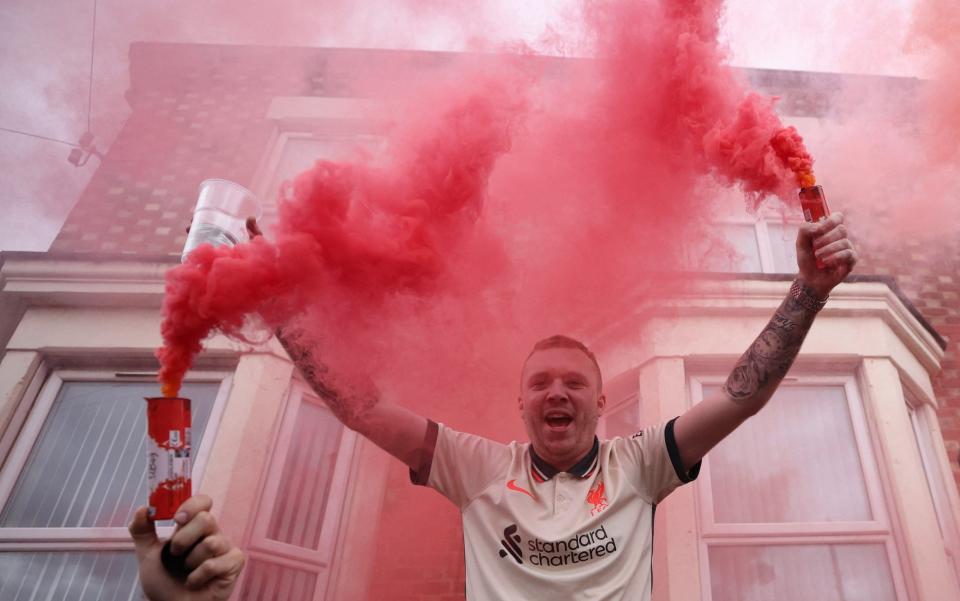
<box><xmin>689</xmin><ymin>223</ymin><xmax>762</xmax><ymax>272</ymax></box>
<box><xmin>0</xmin><ymin>551</ymin><xmax>139</xmax><ymax>601</ymax></box>
<box><xmin>605</xmin><ymin>398</ymin><xmax>640</xmax><ymax>438</ymax></box>
<box><xmin>266</xmin><ymin>397</ymin><xmax>344</xmax><ymax>549</ymax></box>
<box><xmin>708</xmin><ymin>543</ymin><xmax>897</xmax><ymax>601</ymax></box>
<box><xmin>909</xmin><ymin>405</ymin><xmax>960</xmax><ymax>585</ymax></box>
<box><xmin>0</xmin><ymin>381</ymin><xmax>219</xmax><ymax>528</ymax></box>
<box><xmin>264</xmin><ymin>136</ymin><xmax>381</xmax><ymax>207</ymax></box>
<box><xmin>768</xmin><ymin>222</ymin><xmax>800</xmax><ymax>273</ymax></box>
<box><xmin>704</xmin><ymin>384</ymin><xmax>873</xmax><ymax>523</ymax></box>
<box><xmin>239</xmin><ymin>558</ymin><xmax>319</xmax><ymax>601</ymax></box>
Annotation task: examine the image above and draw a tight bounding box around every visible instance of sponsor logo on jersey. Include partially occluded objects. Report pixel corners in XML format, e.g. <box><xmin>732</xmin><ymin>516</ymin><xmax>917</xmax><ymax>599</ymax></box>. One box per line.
<box><xmin>496</xmin><ymin>523</ymin><xmax>619</xmax><ymax>568</ymax></box>
<box><xmin>498</xmin><ymin>524</ymin><xmax>523</xmax><ymax>563</ymax></box>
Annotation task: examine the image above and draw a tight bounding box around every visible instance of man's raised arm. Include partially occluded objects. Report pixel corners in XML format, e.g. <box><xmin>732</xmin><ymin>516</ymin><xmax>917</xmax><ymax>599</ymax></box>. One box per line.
<box><xmin>244</xmin><ymin>218</ymin><xmax>429</xmax><ymax>472</ymax></box>
<box><xmin>276</xmin><ymin>332</ymin><xmax>429</xmax><ymax>471</ymax></box>
<box><xmin>672</xmin><ymin>212</ymin><xmax>858</xmax><ymax>471</ymax></box>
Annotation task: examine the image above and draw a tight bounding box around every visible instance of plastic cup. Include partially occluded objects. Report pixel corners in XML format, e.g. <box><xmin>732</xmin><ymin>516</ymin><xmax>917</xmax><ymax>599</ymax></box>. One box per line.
<box><xmin>181</xmin><ymin>179</ymin><xmax>262</xmax><ymax>262</ymax></box>
<box><xmin>180</xmin><ymin>179</ymin><xmax>271</xmax><ymax>344</ymax></box>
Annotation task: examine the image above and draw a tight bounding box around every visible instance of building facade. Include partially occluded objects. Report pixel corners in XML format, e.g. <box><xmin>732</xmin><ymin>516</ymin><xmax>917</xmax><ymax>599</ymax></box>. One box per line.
<box><xmin>0</xmin><ymin>42</ymin><xmax>958</xmax><ymax>600</ymax></box>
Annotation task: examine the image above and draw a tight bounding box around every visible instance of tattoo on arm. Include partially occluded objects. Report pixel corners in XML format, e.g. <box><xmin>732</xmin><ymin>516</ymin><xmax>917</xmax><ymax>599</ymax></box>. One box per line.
<box><xmin>275</xmin><ymin>330</ymin><xmax>378</xmax><ymax>427</ymax></box>
<box><xmin>723</xmin><ymin>282</ymin><xmax>822</xmax><ymax>406</ymax></box>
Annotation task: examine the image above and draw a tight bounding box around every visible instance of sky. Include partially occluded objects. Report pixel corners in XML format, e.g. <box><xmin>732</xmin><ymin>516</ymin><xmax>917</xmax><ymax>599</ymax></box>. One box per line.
<box><xmin>0</xmin><ymin>0</ymin><xmax>927</xmax><ymax>252</ymax></box>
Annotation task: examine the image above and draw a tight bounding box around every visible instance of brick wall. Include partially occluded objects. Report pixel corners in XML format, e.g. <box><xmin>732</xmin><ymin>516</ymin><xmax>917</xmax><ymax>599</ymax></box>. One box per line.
<box><xmin>50</xmin><ymin>44</ymin><xmax>318</xmax><ymax>255</ymax></box>
<box><xmin>364</xmin><ymin>465</ymin><xmax>466</xmax><ymax>601</ymax></box>
<box><xmin>858</xmin><ymin>222</ymin><xmax>960</xmax><ymax>489</ymax></box>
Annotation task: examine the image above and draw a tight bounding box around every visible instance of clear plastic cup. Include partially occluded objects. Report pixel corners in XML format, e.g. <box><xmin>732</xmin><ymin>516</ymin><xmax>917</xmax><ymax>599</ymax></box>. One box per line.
<box><xmin>181</xmin><ymin>179</ymin><xmax>262</xmax><ymax>262</ymax></box>
<box><xmin>180</xmin><ymin>179</ymin><xmax>270</xmax><ymax>344</ymax></box>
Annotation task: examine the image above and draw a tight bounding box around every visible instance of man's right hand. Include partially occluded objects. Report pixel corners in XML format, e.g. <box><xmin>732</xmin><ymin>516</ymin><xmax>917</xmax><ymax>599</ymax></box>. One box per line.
<box><xmin>129</xmin><ymin>495</ymin><xmax>245</xmax><ymax>601</ymax></box>
<box><xmin>246</xmin><ymin>217</ymin><xmax>262</xmax><ymax>239</ymax></box>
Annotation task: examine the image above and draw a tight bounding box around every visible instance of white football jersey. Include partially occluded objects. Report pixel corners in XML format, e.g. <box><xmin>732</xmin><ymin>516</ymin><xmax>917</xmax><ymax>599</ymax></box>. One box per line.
<box><xmin>411</xmin><ymin>418</ymin><xmax>700</xmax><ymax>601</ymax></box>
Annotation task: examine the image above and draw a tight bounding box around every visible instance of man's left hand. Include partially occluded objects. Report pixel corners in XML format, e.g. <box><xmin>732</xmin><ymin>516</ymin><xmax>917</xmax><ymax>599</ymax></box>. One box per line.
<box><xmin>796</xmin><ymin>212</ymin><xmax>858</xmax><ymax>299</ymax></box>
<box><xmin>129</xmin><ymin>495</ymin><xmax>244</xmax><ymax>601</ymax></box>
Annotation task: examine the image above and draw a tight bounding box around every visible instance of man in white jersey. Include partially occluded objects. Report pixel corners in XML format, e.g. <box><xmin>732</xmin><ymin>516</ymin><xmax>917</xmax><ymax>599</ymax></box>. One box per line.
<box><xmin>408</xmin><ymin>336</ymin><xmax>698</xmax><ymax>599</ymax></box>
<box><xmin>134</xmin><ymin>214</ymin><xmax>857</xmax><ymax>600</ymax></box>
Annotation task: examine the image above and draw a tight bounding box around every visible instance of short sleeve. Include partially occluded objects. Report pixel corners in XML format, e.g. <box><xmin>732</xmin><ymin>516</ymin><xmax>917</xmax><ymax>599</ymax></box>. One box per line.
<box><xmin>409</xmin><ymin>421</ymin><xmax>512</xmax><ymax>508</ymax></box>
<box><xmin>612</xmin><ymin>417</ymin><xmax>701</xmax><ymax>503</ymax></box>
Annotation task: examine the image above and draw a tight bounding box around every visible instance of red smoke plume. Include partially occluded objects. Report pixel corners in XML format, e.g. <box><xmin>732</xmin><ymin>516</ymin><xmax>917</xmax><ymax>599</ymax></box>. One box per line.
<box><xmin>157</xmin><ymin>0</ymin><xmax>816</xmax><ymax>398</ymax></box>
<box><xmin>585</xmin><ymin>0</ymin><xmax>814</xmax><ymax>207</ymax></box>
<box><xmin>158</xmin><ymin>83</ymin><xmax>525</xmax><ymax>397</ymax></box>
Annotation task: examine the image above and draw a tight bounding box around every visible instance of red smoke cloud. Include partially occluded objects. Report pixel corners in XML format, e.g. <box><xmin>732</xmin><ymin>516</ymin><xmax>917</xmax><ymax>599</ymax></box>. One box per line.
<box><xmin>157</xmin><ymin>0</ymin><xmax>815</xmax><ymax>402</ymax></box>
<box><xmin>585</xmin><ymin>0</ymin><xmax>814</xmax><ymax>206</ymax></box>
<box><xmin>158</xmin><ymin>80</ymin><xmax>525</xmax><ymax>397</ymax></box>
<box><xmin>911</xmin><ymin>0</ymin><xmax>960</xmax><ymax>165</ymax></box>
<box><xmin>811</xmin><ymin>0</ymin><xmax>960</xmax><ymax>242</ymax></box>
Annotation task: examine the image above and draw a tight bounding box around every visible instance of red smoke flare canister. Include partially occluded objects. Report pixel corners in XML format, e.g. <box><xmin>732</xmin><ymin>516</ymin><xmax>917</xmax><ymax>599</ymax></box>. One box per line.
<box><xmin>145</xmin><ymin>397</ymin><xmax>192</xmax><ymax>519</ymax></box>
<box><xmin>799</xmin><ymin>185</ymin><xmax>831</xmax><ymax>269</ymax></box>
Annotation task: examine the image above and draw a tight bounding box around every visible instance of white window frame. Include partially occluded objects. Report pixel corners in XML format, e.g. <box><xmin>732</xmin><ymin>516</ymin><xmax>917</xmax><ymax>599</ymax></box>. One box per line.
<box><xmin>249</xmin><ymin>125</ymin><xmax>384</xmax><ymax>232</ymax></box>
<box><xmin>906</xmin><ymin>395</ymin><xmax>960</xmax><ymax>587</ymax></box>
<box><xmin>689</xmin><ymin>373</ymin><xmax>911</xmax><ymax>601</ymax></box>
<box><xmin>756</xmin><ymin>218</ymin><xmax>792</xmax><ymax>273</ymax></box>
<box><xmin>599</xmin><ymin>395</ymin><xmax>639</xmax><ymax>439</ymax></box>
<box><xmin>0</xmin><ymin>369</ymin><xmax>232</xmax><ymax>549</ymax></box>
<box><xmin>705</xmin><ymin>211</ymin><xmax>803</xmax><ymax>275</ymax></box>
<box><xmin>598</xmin><ymin>367</ymin><xmax>641</xmax><ymax>439</ymax></box>
<box><xmin>240</xmin><ymin>379</ymin><xmax>358</xmax><ymax>598</ymax></box>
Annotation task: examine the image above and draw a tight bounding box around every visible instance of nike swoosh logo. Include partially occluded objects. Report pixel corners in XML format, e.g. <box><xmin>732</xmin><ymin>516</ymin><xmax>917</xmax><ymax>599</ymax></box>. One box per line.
<box><xmin>507</xmin><ymin>479</ymin><xmax>536</xmax><ymax>500</ymax></box>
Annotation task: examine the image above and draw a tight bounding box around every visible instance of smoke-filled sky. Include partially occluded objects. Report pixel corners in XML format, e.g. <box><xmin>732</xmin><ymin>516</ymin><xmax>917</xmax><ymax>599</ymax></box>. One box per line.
<box><xmin>0</xmin><ymin>0</ymin><xmax>929</xmax><ymax>252</ymax></box>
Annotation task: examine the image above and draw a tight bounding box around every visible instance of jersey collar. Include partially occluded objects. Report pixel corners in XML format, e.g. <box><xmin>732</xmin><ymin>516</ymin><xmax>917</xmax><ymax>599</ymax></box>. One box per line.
<box><xmin>529</xmin><ymin>437</ymin><xmax>600</xmax><ymax>482</ymax></box>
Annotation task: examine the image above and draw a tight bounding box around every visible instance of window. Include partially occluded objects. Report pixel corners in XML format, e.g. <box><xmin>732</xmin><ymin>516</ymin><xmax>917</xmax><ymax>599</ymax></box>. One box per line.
<box><xmin>600</xmin><ymin>367</ymin><xmax>642</xmax><ymax>439</ymax></box>
<box><xmin>0</xmin><ymin>372</ymin><xmax>230</xmax><ymax>600</ymax></box>
<box><xmin>238</xmin><ymin>381</ymin><xmax>357</xmax><ymax>600</ymax></box>
<box><xmin>907</xmin><ymin>399</ymin><xmax>960</xmax><ymax>590</ymax></box>
<box><xmin>765</xmin><ymin>221</ymin><xmax>800</xmax><ymax>273</ymax></box>
<box><xmin>258</xmin><ymin>133</ymin><xmax>383</xmax><ymax>209</ymax></box>
<box><xmin>691</xmin><ymin>376</ymin><xmax>910</xmax><ymax>601</ymax></box>
<box><xmin>250</xmin><ymin>116</ymin><xmax>385</xmax><ymax>236</ymax></box>
<box><xmin>688</xmin><ymin>217</ymin><xmax>800</xmax><ymax>274</ymax></box>
<box><xmin>603</xmin><ymin>397</ymin><xmax>641</xmax><ymax>439</ymax></box>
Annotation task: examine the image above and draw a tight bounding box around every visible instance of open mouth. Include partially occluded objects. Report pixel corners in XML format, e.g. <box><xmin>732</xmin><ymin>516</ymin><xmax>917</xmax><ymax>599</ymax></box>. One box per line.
<box><xmin>545</xmin><ymin>414</ymin><xmax>574</xmax><ymax>430</ymax></box>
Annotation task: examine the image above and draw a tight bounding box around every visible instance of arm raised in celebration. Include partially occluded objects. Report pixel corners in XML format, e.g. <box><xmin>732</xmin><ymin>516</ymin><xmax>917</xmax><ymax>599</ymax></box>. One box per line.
<box><xmin>672</xmin><ymin>212</ymin><xmax>858</xmax><ymax>471</ymax></box>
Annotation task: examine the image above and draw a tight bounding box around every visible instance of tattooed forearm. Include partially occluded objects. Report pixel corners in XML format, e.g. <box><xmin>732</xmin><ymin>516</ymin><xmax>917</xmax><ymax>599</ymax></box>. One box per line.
<box><xmin>275</xmin><ymin>330</ymin><xmax>379</xmax><ymax>428</ymax></box>
<box><xmin>723</xmin><ymin>280</ymin><xmax>824</xmax><ymax>410</ymax></box>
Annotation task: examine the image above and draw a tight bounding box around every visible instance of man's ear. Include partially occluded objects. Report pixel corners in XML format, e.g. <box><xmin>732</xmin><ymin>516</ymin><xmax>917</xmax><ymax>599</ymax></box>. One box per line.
<box><xmin>597</xmin><ymin>394</ymin><xmax>607</xmax><ymax>416</ymax></box>
<box><xmin>517</xmin><ymin>396</ymin><xmax>524</xmax><ymax>413</ymax></box>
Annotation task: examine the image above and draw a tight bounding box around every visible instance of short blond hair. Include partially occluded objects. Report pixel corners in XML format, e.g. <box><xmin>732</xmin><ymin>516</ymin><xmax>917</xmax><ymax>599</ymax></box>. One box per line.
<box><xmin>525</xmin><ymin>335</ymin><xmax>602</xmax><ymax>391</ymax></box>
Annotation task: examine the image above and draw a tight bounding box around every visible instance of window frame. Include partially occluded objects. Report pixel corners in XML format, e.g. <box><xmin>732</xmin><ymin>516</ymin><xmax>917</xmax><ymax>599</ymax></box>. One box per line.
<box><xmin>695</xmin><ymin>203</ymin><xmax>804</xmax><ymax>274</ymax></box>
<box><xmin>598</xmin><ymin>367</ymin><xmax>641</xmax><ymax>439</ymax></box>
<box><xmin>250</xmin><ymin>127</ymin><xmax>385</xmax><ymax>232</ymax></box>
<box><xmin>240</xmin><ymin>379</ymin><xmax>359</xmax><ymax>596</ymax></box>
<box><xmin>689</xmin><ymin>373</ymin><xmax>911</xmax><ymax>601</ymax></box>
<box><xmin>599</xmin><ymin>395</ymin><xmax>640</xmax><ymax>439</ymax></box>
<box><xmin>0</xmin><ymin>369</ymin><xmax>232</xmax><ymax>548</ymax></box>
<box><xmin>906</xmin><ymin>396</ymin><xmax>960</xmax><ymax>586</ymax></box>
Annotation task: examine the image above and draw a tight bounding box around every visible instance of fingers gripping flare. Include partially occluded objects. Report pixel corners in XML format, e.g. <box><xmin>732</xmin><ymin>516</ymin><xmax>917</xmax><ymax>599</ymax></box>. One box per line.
<box><xmin>130</xmin><ymin>494</ymin><xmax>244</xmax><ymax>600</ymax></box>
<box><xmin>129</xmin><ymin>506</ymin><xmax>160</xmax><ymax>560</ymax></box>
<box><xmin>810</xmin><ymin>213</ymin><xmax>857</xmax><ymax>269</ymax></box>
<box><xmin>795</xmin><ymin>211</ymin><xmax>858</xmax><ymax>299</ymax></box>
<box><xmin>161</xmin><ymin>495</ymin><xmax>218</xmax><ymax>579</ymax></box>
<box><xmin>185</xmin><ymin>548</ymin><xmax>246</xmax><ymax>592</ymax></box>
<box><xmin>186</xmin><ymin>534</ymin><xmax>231</xmax><ymax>571</ymax></box>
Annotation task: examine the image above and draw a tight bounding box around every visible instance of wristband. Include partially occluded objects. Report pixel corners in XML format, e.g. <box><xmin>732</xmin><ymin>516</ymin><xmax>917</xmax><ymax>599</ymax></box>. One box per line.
<box><xmin>790</xmin><ymin>279</ymin><xmax>828</xmax><ymax>313</ymax></box>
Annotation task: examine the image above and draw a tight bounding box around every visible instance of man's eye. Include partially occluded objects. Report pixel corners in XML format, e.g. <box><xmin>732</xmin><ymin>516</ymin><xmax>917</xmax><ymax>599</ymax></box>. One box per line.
<box><xmin>567</xmin><ymin>380</ymin><xmax>586</xmax><ymax>389</ymax></box>
<box><xmin>531</xmin><ymin>380</ymin><xmax>548</xmax><ymax>390</ymax></box>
